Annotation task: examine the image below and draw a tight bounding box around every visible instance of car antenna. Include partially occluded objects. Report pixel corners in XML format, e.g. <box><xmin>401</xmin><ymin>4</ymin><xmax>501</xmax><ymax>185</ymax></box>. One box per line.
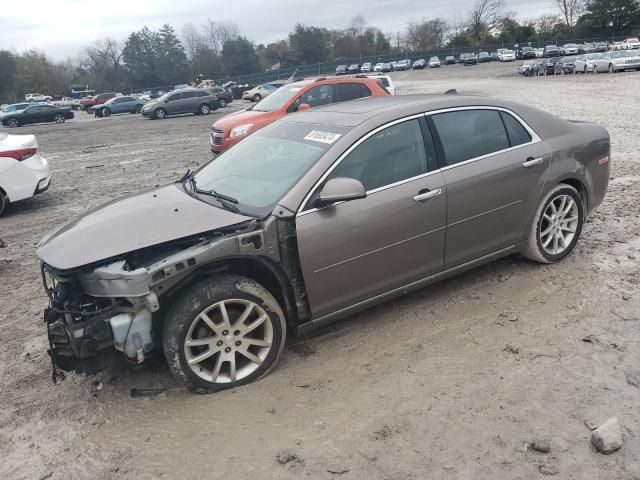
<box><xmin>444</xmin><ymin>89</ymin><xmax>457</xmax><ymax>95</ymax></box>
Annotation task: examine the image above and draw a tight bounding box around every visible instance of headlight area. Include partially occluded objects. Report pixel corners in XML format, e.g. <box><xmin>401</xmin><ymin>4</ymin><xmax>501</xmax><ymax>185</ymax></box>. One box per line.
<box><xmin>42</xmin><ymin>262</ymin><xmax>160</xmax><ymax>378</ymax></box>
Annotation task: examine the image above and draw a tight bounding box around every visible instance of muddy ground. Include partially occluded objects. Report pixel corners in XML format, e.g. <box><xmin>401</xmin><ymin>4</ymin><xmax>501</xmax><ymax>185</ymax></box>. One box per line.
<box><xmin>1</xmin><ymin>62</ymin><xmax>638</xmax><ymax>479</ymax></box>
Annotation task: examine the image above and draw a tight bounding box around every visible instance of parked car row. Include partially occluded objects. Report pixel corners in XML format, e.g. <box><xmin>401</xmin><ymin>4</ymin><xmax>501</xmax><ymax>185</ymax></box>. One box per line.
<box><xmin>517</xmin><ymin>49</ymin><xmax>640</xmax><ymax>76</ymax></box>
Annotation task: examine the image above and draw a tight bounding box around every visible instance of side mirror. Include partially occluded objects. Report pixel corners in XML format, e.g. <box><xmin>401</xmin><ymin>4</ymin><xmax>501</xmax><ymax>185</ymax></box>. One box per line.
<box><xmin>317</xmin><ymin>177</ymin><xmax>366</xmax><ymax>206</ymax></box>
<box><xmin>297</xmin><ymin>103</ymin><xmax>311</xmax><ymax>112</ymax></box>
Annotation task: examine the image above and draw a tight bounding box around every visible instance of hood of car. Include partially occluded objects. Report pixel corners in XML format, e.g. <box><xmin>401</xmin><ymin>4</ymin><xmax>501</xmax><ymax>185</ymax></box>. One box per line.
<box><xmin>37</xmin><ymin>183</ymin><xmax>253</xmax><ymax>270</ymax></box>
<box><xmin>212</xmin><ymin>109</ymin><xmax>278</xmax><ymax>131</ymax></box>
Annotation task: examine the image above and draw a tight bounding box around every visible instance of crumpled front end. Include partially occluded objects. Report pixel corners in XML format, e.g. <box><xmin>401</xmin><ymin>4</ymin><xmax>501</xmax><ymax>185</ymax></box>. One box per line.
<box><xmin>40</xmin><ymin>220</ymin><xmax>279</xmax><ymax>380</ymax></box>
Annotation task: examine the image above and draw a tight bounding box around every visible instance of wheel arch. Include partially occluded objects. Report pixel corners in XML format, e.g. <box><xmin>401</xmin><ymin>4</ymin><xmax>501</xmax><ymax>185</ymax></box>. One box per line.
<box><xmin>558</xmin><ymin>177</ymin><xmax>589</xmax><ymax>211</ymax></box>
<box><xmin>163</xmin><ymin>256</ymin><xmax>300</xmax><ymax>328</ymax></box>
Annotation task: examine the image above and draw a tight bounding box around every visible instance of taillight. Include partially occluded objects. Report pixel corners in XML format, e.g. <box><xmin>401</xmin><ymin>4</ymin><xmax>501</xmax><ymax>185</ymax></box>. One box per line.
<box><xmin>2</xmin><ymin>147</ymin><xmax>37</xmax><ymax>161</ymax></box>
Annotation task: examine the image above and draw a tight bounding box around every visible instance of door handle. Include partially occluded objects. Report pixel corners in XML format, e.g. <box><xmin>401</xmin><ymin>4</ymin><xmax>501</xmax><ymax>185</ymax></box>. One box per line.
<box><xmin>522</xmin><ymin>157</ymin><xmax>544</xmax><ymax>168</ymax></box>
<box><xmin>413</xmin><ymin>188</ymin><xmax>442</xmax><ymax>202</ymax></box>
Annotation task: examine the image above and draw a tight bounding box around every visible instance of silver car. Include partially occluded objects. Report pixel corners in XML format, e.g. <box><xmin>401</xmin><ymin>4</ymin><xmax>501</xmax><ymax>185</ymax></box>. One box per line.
<box><xmin>574</xmin><ymin>53</ymin><xmax>602</xmax><ymax>73</ymax></box>
<box><xmin>37</xmin><ymin>95</ymin><xmax>610</xmax><ymax>391</ymax></box>
<box><xmin>593</xmin><ymin>50</ymin><xmax>640</xmax><ymax>73</ymax></box>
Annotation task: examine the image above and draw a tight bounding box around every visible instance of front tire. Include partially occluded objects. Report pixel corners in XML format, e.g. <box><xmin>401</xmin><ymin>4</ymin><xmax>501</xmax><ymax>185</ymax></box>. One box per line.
<box><xmin>163</xmin><ymin>275</ymin><xmax>287</xmax><ymax>392</ymax></box>
<box><xmin>102</xmin><ymin>108</ymin><xmax>111</xmax><ymax>117</ymax></box>
<box><xmin>134</xmin><ymin>104</ymin><xmax>142</xmax><ymax>114</ymax></box>
<box><xmin>219</xmin><ymin>99</ymin><xmax>227</xmax><ymax>107</ymax></box>
<box><xmin>253</xmin><ymin>94</ymin><xmax>262</xmax><ymax>102</ymax></box>
<box><xmin>608</xmin><ymin>64</ymin><xmax>614</xmax><ymax>73</ymax></box>
<box><xmin>0</xmin><ymin>189</ymin><xmax>7</xmax><ymax>217</ymax></box>
<box><xmin>154</xmin><ymin>108</ymin><xmax>167</xmax><ymax>119</ymax></box>
<box><xmin>522</xmin><ymin>184</ymin><xmax>585</xmax><ymax>264</ymax></box>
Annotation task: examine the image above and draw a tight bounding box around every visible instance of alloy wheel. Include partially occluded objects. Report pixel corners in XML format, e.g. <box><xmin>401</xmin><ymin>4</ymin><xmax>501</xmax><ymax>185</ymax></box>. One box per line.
<box><xmin>184</xmin><ymin>299</ymin><xmax>274</xmax><ymax>384</ymax></box>
<box><xmin>219</xmin><ymin>99</ymin><xmax>227</xmax><ymax>107</ymax></box>
<box><xmin>200</xmin><ymin>104</ymin><xmax>210</xmax><ymax>114</ymax></box>
<box><xmin>54</xmin><ymin>114</ymin><xmax>65</xmax><ymax>123</ymax></box>
<box><xmin>540</xmin><ymin>194</ymin><xmax>579</xmax><ymax>256</ymax></box>
<box><xmin>7</xmin><ymin>118</ymin><xmax>19</xmax><ymax>128</ymax></box>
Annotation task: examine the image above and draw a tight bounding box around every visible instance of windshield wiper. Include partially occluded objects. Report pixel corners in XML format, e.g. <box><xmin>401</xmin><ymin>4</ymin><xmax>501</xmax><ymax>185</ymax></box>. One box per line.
<box><xmin>183</xmin><ymin>170</ymin><xmax>240</xmax><ymax>213</ymax></box>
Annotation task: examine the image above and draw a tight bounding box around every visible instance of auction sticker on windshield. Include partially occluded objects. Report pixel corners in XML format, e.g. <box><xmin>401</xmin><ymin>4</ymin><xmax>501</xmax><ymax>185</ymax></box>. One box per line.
<box><xmin>304</xmin><ymin>131</ymin><xmax>342</xmax><ymax>144</ymax></box>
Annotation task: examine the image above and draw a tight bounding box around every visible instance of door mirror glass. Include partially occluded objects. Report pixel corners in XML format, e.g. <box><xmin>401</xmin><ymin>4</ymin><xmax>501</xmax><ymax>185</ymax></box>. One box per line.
<box><xmin>317</xmin><ymin>177</ymin><xmax>366</xmax><ymax>206</ymax></box>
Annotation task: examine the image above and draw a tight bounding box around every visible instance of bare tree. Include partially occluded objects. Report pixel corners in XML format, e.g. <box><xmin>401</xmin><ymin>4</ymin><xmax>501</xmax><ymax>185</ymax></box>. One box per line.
<box><xmin>182</xmin><ymin>23</ymin><xmax>204</xmax><ymax>61</ymax></box>
<box><xmin>468</xmin><ymin>0</ymin><xmax>504</xmax><ymax>43</ymax></box>
<box><xmin>203</xmin><ymin>21</ymin><xmax>240</xmax><ymax>54</ymax></box>
<box><xmin>406</xmin><ymin>18</ymin><xmax>448</xmax><ymax>50</ymax></box>
<box><xmin>81</xmin><ymin>38</ymin><xmax>123</xmax><ymax>91</ymax></box>
<box><xmin>348</xmin><ymin>15</ymin><xmax>367</xmax><ymax>38</ymax></box>
<box><xmin>554</xmin><ymin>0</ymin><xmax>583</xmax><ymax>33</ymax></box>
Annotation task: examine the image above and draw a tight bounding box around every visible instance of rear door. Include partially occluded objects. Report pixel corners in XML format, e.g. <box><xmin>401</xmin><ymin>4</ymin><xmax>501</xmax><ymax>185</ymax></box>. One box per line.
<box><xmin>428</xmin><ymin>107</ymin><xmax>550</xmax><ymax>268</ymax></box>
<box><xmin>295</xmin><ymin>116</ymin><xmax>446</xmax><ymax>317</ymax></box>
<box><xmin>181</xmin><ymin>91</ymin><xmax>198</xmax><ymax>112</ymax></box>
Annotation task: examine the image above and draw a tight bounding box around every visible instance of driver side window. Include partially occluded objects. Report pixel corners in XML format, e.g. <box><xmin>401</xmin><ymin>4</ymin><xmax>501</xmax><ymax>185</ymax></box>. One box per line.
<box><xmin>292</xmin><ymin>85</ymin><xmax>334</xmax><ymax>111</ymax></box>
<box><xmin>325</xmin><ymin>118</ymin><xmax>429</xmax><ymax>192</ymax></box>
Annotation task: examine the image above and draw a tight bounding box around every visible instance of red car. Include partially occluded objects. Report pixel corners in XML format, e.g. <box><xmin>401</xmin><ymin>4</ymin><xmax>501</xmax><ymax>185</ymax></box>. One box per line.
<box><xmin>79</xmin><ymin>92</ymin><xmax>119</xmax><ymax>112</ymax></box>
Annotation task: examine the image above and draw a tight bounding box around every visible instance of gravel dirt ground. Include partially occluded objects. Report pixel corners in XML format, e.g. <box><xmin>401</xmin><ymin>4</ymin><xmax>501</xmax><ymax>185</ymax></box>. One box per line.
<box><xmin>1</xmin><ymin>63</ymin><xmax>639</xmax><ymax>480</ymax></box>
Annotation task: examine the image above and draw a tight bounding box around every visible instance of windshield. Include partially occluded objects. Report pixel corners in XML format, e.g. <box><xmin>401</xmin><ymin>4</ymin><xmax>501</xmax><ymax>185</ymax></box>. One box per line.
<box><xmin>193</xmin><ymin>122</ymin><xmax>348</xmax><ymax>216</ymax></box>
<box><xmin>252</xmin><ymin>85</ymin><xmax>303</xmax><ymax>112</ymax></box>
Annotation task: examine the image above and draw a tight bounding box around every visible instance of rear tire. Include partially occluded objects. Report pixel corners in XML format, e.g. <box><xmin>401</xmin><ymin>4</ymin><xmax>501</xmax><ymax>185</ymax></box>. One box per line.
<box><xmin>609</xmin><ymin>64</ymin><xmax>614</xmax><ymax>73</ymax></box>
<box><xmin>162</xmin><ymin>275</ymin><xmax>287</xmax><ymax>392</ymax></box>
<box><xmin>198</xmin><ymin>104</ymin><xmax>210</xmax><ymax>115</ymax></box>
<box><xmin>522</xmin><ymin>184</ymin><xmax>585</xmax><ymax>264</ymax></box>
<box><xmin>6</xmin><ymin>118</ymin><xmax>20</xmax><ymax>128</ymax></box>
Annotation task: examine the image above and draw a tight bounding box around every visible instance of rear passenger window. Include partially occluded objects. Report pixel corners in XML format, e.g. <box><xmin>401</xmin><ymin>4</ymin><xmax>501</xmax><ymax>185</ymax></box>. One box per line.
<box><xmin>337</xmin><ymin>83</ymin><xmax>370</xmax><ymax>102</ymax></box>
<box><xmin>500</xmin><ymin>111</ymin><xmax>531</xmax><ymax>146</ymax></box>
<box><xmin>431</xmin><ymin>109</ymin><xmax>510</xmax><ymax>167</ymax></box>
<box><xmin>326</xmin><ymin>119</ymin><xmax>429</xmax><ymax>191</ymax></box>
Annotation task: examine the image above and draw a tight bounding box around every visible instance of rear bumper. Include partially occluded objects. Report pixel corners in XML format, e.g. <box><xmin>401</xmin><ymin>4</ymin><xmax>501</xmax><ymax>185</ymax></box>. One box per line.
<box><xmin>0</xmin><ymin>154</ymin><xmax>51</xmax><ymax>202</ymax></box>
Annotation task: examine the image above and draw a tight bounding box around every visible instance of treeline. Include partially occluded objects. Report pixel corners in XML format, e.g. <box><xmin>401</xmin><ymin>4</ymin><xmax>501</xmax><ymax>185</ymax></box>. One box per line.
<box><xmin>0</xmin><ymin>0</ymin><xmax>638</xmax><ymax>102</ymax></box>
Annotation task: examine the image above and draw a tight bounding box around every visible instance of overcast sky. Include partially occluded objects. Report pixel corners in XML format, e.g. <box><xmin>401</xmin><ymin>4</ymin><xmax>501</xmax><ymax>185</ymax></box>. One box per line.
<box><xmin>0</xmin><ymin>0</ymin><xmax>554</xmax><ymax>59</ymax></box>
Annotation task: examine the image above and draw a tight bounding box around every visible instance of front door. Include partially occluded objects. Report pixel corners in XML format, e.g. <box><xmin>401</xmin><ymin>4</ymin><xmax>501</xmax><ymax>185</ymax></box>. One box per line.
<box><xmin>296</xmin><ymin>117</ymin><xmax>447</xmax><ymax>318</ymax></box>
<box><xmin>428</xmin><ymin>108</ymin><xmax>550</xmax><ymax>268</ymax></box>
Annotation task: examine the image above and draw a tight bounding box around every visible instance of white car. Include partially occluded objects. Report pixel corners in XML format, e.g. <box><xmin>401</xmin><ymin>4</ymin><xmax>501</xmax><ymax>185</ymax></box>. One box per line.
<box><xmin>51</xmin><ymin>97</ymin><xmax>80</xmax><ymax>110</ymax></box>
<box><xmin>574</xmin><ymin>53</ymin><xmax>602</xmax><ymax>73</ymax></box>
<box><xmin>428</xmin><ymin>56</ymin><xmax>441</xmax><ymax>68</ymax></box>
<box><xmin>25</xmin><ymin>93</ymin><xmax>52</xmax><ymax>102</ymax></box>
<box><xmin>365</xmin><ymin>74</ymin><xmax>396</xmax><ymax>95</ymax></box>
<box><xmin>499</xmin><ymin>50</ymin><xmax>516</xmax><ymax>62</ymax></box>
<box><xmin>361</xmin><ymin>62</ymin><xmax>372</xmax><ymax>72</ymax></box>
<box><xmin>373</xmin><ymin>63</ymin><xmax>384</xmax><ymax>72</ymax></box>
<box><xmin>0</xmin><ymin>132</ymin><xmax>51</xmax><ymax>216</ymax></box>
<box><xmin>622</xmin><ymin>37</ymin><xmax>640</xmax><ymax>49</ymax></box>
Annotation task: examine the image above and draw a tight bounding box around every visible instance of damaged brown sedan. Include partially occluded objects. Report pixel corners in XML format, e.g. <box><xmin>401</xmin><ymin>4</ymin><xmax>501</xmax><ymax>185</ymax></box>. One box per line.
<box><xmin>37</xmin><ymin>95</ymin><xmax>610</xmax><ymax>391</ymax></box>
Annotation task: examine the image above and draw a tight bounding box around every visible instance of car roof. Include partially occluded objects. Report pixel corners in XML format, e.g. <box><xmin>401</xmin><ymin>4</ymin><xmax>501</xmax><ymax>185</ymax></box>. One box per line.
<box><xmin>278</xmin><ymin>94</ymin><xmax>569</xmax><ymax>136</ymax></box>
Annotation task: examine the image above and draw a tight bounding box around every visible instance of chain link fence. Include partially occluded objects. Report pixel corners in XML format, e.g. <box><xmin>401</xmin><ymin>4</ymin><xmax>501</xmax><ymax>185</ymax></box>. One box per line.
<box><xmin>211</xmin><ymin>35</ymin><xmax>628</xmax><ymax>87</ymax></box>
